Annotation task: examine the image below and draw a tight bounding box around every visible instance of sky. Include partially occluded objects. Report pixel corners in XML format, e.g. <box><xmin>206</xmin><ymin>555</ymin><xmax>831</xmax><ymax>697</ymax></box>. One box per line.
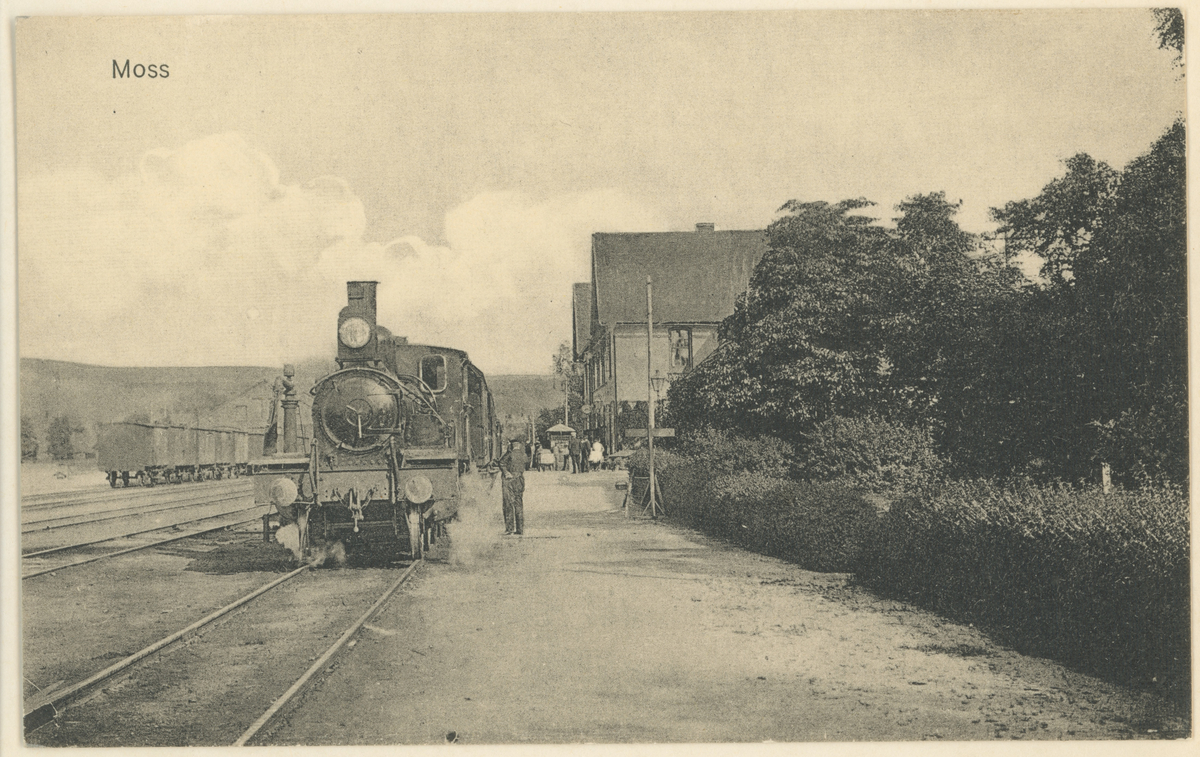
<box><xmin>13</xmin><ymin>9</ymin><xmax>1185</xmax><ymax>375</ymax></box>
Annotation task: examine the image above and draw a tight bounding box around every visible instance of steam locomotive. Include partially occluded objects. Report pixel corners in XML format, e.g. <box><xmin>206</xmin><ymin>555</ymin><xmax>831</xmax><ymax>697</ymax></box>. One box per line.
<box><xmin>251</xmin><ymin>281</ymin><xmax>502</xmax><ymax>563</ymax></box>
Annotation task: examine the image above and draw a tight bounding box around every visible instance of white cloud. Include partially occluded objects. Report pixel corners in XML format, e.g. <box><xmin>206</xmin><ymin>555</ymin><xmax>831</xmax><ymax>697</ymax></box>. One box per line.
<box><xmin>19</xmin><ymin>133</ymin><xmax>664</xmax><ymax>374</ymax></box>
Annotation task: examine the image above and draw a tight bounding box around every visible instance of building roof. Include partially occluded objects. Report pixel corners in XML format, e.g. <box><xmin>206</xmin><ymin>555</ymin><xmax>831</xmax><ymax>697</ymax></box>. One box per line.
<box><xmin>572</xmin><ymin>282</ymin><xmax>592</xmax><ymax>358</ymax></box>
<box><xmin>591</xmin><ymin>228</ymin><xmax>767</xmax><ymax>328</ymax></box>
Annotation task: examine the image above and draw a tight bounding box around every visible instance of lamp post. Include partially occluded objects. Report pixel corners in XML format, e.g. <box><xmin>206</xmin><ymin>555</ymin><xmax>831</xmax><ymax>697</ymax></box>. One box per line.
<box><xmin>651</xmin><ymin>369</ymin><xmax>666</xmax><ymax>397</ymax></box>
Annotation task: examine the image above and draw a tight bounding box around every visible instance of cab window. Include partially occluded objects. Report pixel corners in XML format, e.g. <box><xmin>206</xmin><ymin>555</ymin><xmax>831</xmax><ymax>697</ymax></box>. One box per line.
<box><xmin>419</xmin><ymin>355</ymin><xmax>447</xmax><ymax>392</ymax></box>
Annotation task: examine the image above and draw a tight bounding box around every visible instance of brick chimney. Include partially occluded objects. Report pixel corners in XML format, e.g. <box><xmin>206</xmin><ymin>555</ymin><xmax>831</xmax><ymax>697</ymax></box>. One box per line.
<box><xmin>695</xmin><ymin>222</ymin><xmax>715</xmax><ymax>232</ymax></box>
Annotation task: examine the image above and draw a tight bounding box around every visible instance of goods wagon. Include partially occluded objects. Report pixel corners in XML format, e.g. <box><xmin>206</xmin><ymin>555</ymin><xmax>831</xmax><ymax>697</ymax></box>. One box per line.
<box><xmin>97</xmin><ymin>422</ymin><xmax>262</xmax><ymax>487</ymax></box>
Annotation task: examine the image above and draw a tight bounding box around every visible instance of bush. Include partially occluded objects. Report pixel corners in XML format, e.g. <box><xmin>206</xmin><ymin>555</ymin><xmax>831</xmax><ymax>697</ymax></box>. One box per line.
<box><xmin>677</xmin><ymin>428</ymin><xmax>795</xmax><ymax>479</ymax></box>
<box><xmin>706</xmin><ymin>472</ymin><xmax>878</xmax><ymax>572</ymax></box>
<box><xmin>629</xmin><ymin>433</ymin><xmax>877</xmax><ymax>572</ymax></box>
<box><xmin>795</xmin><ymin>414</ymin><xmax>945</xmax><ymax>497</ymax></box>
<box><xmin>858</xmin><ymin>479</ymin><xmax>1191</xmax><ymax>704</ymax></box>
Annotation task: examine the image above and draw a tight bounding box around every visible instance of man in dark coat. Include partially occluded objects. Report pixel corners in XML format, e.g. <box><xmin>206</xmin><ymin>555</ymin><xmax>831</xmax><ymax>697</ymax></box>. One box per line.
<box><xmin>568</xmin><ymin>432</ymin><xmax>581</xmax><ymax>474</ymax></box>
<box><xmin>498</xmin><ymin>439</ymin><xmax>528</xmax><ymax>535</ymax></box>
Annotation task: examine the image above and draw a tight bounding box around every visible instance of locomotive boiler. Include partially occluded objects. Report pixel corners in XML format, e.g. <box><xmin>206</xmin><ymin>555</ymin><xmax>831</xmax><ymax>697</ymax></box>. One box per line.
<box><xmin>251</xmin><ymin>281</ymin><xmax>502</xmax><ymax>563</ymax></box>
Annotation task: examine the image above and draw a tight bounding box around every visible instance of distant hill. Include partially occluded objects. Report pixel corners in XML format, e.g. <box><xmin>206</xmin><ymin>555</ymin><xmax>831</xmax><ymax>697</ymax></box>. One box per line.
<box><xmin>486</xmin><ymin>374</ymin><xmax>561</xmax><ymax>421</ymax></box>
<box><xmin>19</xmin><ymin>358</ymin><xmax>560</xmax><ymax>458</ymax></box>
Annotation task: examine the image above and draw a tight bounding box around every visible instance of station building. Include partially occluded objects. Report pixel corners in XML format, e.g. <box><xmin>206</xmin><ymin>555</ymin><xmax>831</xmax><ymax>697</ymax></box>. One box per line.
<box><xmin>572</xmin><ymin>223</ymin><xmax>768</xmax><ymax>452</ymax></box>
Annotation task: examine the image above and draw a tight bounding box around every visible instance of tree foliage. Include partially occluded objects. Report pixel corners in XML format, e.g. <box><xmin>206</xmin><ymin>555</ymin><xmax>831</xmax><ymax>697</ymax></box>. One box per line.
<box><xmin>672</xmin><ymin>193</ymin><xmax>1020</xmax><ymax>449</ymax></box>
<box><xmin>672</xmin><ymin>121</ymin><xmax>1186</xmax><ymax>485</ymax></box>
<box><xmin>47</xmin><ymin>415</ymin><xmax>82</xmax><ymax>460</ymax></box>
<box><xmin>1153</xmin><ymin>8</ymin><xmax>1184</xmax><ymax>66</ymax></box>
<box><xmin>21</xmin><ymin>416</ymin><xmax>39</xmax><ymax>461</ymax></box>
<box><xmin>535</xmin><ymin>340</ymin><xmax>584</xmax><ymax>444</ymax></box>
<box><xmin>990</xmin><ymin>154</ymin><xmax>1119</xmax><ymax>286</ymax></box>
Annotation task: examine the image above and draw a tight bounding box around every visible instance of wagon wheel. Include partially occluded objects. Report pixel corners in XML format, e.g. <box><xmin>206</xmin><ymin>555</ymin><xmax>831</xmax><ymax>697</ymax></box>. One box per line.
<box><xmin>121</xmin><ymin>471</ymin><xmax>130</xmax><ymax>488</ymax></box>
<box><xmin>108</xmin><ymin>471</ymin><xmax>119</xmax><ymax>488</ymax></box>
<box><xmin>139</xmin><ymin>471</ymin><xmax>153</xmax><ymax>487</ymax></box>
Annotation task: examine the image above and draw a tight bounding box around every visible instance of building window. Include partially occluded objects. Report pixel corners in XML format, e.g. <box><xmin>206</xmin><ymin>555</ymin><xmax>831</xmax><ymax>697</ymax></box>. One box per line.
<box><xmin>669</xmin><ymin>328</ymin><xmax>693</xmax><ymax>372</ymax></box>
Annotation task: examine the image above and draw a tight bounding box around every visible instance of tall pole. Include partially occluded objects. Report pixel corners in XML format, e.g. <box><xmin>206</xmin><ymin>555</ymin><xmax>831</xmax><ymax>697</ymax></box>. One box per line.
<box><xmin>646</xmin><ymin>276</ymin><xmax>659</xmax><ymax>518</ymax></box>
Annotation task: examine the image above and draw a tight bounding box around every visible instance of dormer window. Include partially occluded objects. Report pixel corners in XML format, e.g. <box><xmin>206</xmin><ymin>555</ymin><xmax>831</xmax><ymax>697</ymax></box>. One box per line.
<box><xmin>669</xmin><ymin>328</ymin><xmax>693</xmax><ymax>372</ymax></box>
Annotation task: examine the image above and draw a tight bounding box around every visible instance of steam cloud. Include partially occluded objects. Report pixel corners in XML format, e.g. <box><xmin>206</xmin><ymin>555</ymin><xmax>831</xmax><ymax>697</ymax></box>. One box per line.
<box><xmin>20</xmin><ymin>132</ymin><xmax>666</xmax><ymax>373</ymax></box>
<box><xmin>447</xmin><ymin>472</ymin><xmax>505</xmax><ymax>567</ymax></box>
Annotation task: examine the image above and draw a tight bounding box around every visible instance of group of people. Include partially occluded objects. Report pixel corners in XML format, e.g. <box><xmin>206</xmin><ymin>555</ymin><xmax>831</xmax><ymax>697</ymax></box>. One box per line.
<box><xmin>494</xmin><ymin>431</ymin><xmax>608</xmax><ymax>536</ymax></box>
<box><xmin>529</xmin><ymin>432</ymin><xmax>605</xmax><ymax>473</ymax></box>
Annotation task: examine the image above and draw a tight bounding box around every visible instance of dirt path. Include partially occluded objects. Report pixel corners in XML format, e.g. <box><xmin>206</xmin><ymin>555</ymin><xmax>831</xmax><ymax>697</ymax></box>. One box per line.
<box><xmin>263</xmin><ymin>471</ymin><xmax>1186</xmax><ymax>744</ymax></box>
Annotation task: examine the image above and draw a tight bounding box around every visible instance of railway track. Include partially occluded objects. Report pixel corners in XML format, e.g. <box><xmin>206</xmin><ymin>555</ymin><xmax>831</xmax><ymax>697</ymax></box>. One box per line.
<box><xmin>22</xmin><ymin>479</ymin><xmax>249</xmax><ymax>516</ymax></box>
<box><xmin>21</xmin><ymin>481</ymin><xmax>256</xmax><ymax>556</ymax></box>
<box><xmin>24</xmin><ymin>559</ymin><xmax>422</xmax><ymax>745</ymax></box>
<box><xmin>21</xmin><ymin>479</ymin><xmax>267</xmax><ymax>578</ymax></box>
<box><xmin>21</xmin><ymin>508</ymin><xmax>269</xmax><ymax>579</ymax></box>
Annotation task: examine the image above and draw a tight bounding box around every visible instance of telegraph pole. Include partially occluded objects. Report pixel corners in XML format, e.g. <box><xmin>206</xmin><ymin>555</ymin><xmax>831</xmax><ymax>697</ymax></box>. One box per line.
<box><xmin>645</xmin><ymin>276</ymin><xmax>662</xmax><ymax>518</ymax></box>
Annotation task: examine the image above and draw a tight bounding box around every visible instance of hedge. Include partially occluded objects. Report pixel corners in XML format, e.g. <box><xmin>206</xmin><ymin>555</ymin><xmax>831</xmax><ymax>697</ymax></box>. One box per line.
<box><xmin>633</xmin><ymin>430</ymin><xmax>1190</xmax><ymax>705</ymax></box>
<box><xmin>857</xmin><ymin>479</ymin><xmax>1191</xmax><ymax>704</ymax></box>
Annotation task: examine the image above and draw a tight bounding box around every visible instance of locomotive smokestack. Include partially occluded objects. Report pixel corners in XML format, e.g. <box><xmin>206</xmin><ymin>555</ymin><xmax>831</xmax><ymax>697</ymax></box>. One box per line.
<box><xmin>347</xmin><ymin>281</ymin><xmax>377</xmax><ymax>321</ymax></box>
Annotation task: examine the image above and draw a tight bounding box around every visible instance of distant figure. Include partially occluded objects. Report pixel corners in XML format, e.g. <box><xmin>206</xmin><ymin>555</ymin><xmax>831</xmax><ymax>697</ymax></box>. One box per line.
<box><xmin>589</xmin><ymin>438</ymin><xmax>605</xmax><ymax>471</ymax></box>
<box><xmin>538</xmin><ymin>444</ymin><xmax>555</xmax><ymax>472</ymax></box>
<box><xmin>553</xmin><ymin>441</ymin><xmax>567</xmax><ymax>471</ymax></box>
<box><xmin>530</xmin><ymin>442</ymin><xmax>541</xmax><ymax>472</ymax></box>
<box><xmin>568</xmin><ymin>432</ymin><xmax>581</xmax><ymax>473</ymax></box>
<box><xmin>498</xmin><ymin>439</ymin><xmax>528</xmax><ymax>535</ymax></box>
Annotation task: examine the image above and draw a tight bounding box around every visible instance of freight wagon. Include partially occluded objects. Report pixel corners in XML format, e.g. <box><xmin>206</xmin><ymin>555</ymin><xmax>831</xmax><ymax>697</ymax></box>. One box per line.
<box><xmin>96</xmin><ymin>422</ymin><xmax>268</xmax><ymax>487</ymax></box>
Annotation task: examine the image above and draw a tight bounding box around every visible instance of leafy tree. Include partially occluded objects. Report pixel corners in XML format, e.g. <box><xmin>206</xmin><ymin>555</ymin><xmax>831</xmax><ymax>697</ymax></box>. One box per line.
<box><xmin>21</xmin><ymin>416</ymin><xmax>39</xmax><ymax>461</ymax></box>
<box><xmin>983</xmin><ymin>121</ymin><xmax>1187</xmax><ymax>484</ymax></box>
<box><xmin>1078</xmin><ymin>121</ymin><xmax>1187</xmax><ymax>482</ymax></box>
<box><xmin>672</xmin><ymin>194</ymin><xmax>1019</xmax><ymax>451</ymax></box>
<box><xmin>535</xmin><ymin>341</ymin><xmax>585</xmax><ymax>446</ymax></box>
<box><xmin>1153</xmin><ymin>8</ymin><xmax>1184</xmax><ymax>67</ymax></box>
<box><xmin>990</xmin><ymin>154</ymin><xmax>1119</xmax><ymax>286</ymax></box>
<box><xmin>676</xmin><ymin>126</ymin><xmax>1184</xmax><ymax>486</ymax></box>
<box><xmin>47</xmin><ymin>415</ymin><xmax>82</xmax><ymax>460</ymax></box>
<box><xmin>683</xmin><ymin>198</ymin><xmax>895</xmax><ymax>438</ymax></box>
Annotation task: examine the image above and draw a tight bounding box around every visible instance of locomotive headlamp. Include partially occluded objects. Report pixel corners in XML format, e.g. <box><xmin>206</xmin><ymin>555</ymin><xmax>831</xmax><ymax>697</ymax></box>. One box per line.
<box><xmin>268</xmin><ymin>477</ymin><xmax>299</xmax><ymax>509</ymax></box>
<box><xmin>339</xmin><ymin>317</ymin><xmax>372</xmax><ymax>349</ymax></box>
<box><xmin>404</xmin><ymin>475</ymin><xmax>433</xmax><ymax>505</ymax></box>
